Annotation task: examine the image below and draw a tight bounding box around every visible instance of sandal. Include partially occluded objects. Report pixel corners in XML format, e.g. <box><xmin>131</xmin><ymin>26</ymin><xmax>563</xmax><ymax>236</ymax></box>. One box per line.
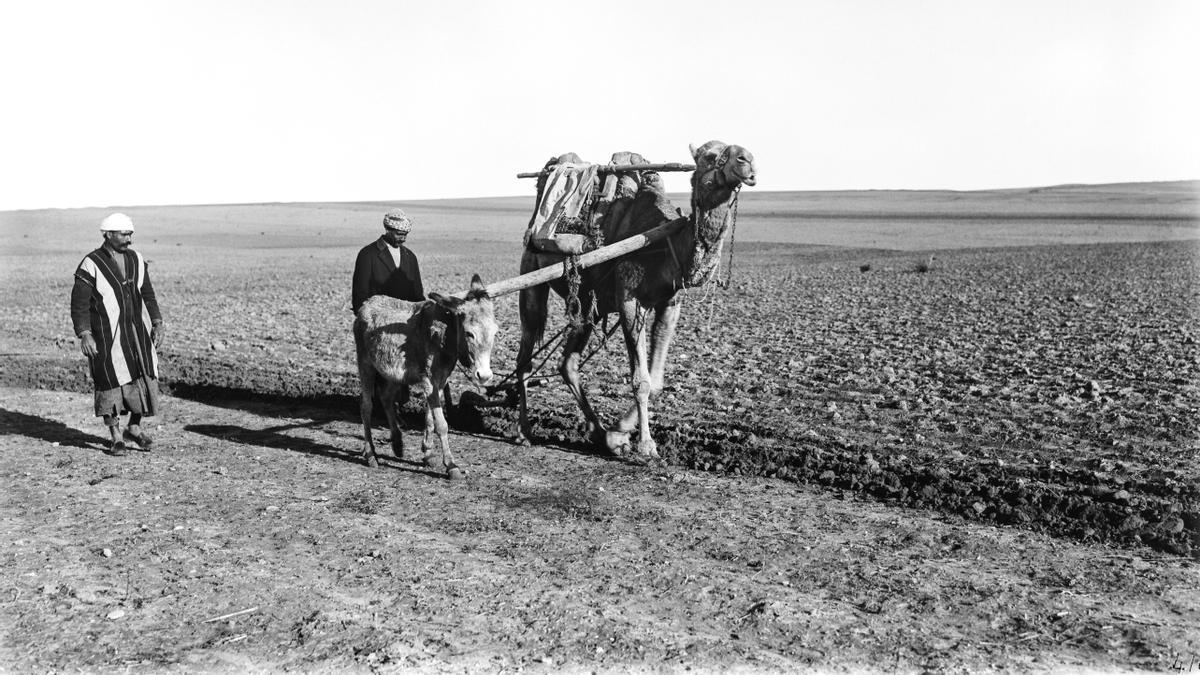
<box><xmin>122</xmin><ymin>428</ymin><xmax>153</xmax><ymax>452</ymax></box>
<box><xmin>104</xmin><ymin>440</ymin><xmax>127</xmax><ymax>457</ymax></box>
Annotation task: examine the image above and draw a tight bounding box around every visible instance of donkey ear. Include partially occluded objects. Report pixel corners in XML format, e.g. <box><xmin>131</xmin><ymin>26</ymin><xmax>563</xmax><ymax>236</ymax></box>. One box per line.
<box><xmin>470</xmin><ymin>274</ymin><xmax>485</xmax><ymax>292</ymax></box>
<box><xmin>429</xmin><ymin>292</ymin><xmax>457</xmax><ymax>308</ymax></box>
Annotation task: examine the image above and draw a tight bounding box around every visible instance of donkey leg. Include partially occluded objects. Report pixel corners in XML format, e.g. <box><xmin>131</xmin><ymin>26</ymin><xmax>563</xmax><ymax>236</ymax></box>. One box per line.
<box><xmin>419</xmin><ymin>378</ymin><xmax>438</xmax><ymax>466</ymax></box>
<box><xmin>380</xmin><ymin>380</ymin><xmax>405</xmax><ymax>460</ymax></box>
<box><xmin>358</xmin><ymin>362</ymin><xmax>380</xmax><ymax>468</ymax></box>
<box><xmin>422</xmin><ymin>379</ymin><xmax>465</xmax><ymax>479</ymax></box>
<box><xmin>434</xmin><ymin>402</ymin><xmax>465</xmax><ymax>480</ymax></box>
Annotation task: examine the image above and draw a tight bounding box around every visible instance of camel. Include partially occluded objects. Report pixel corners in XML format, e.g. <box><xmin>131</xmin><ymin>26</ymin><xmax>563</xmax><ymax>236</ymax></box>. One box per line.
<box><xmin>514</xmin><ymin>141</ymin><xmax>757</xmax><ymax>456</ymax></box>
<box><xmin>355</xmin><ymin>274</ymin><xmax>497</xmax><ymax>478</ymax></box>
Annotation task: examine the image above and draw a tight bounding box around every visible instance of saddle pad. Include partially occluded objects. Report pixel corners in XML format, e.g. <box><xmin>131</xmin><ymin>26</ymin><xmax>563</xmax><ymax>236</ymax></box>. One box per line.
<box><xmin>527</xmin><ymin>162</ymin><xmax>600</xmax><ymax>244</ymax></box>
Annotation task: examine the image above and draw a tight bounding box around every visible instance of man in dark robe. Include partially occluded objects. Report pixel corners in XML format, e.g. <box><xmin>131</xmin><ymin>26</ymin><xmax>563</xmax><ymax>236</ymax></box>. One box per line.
<box><xmin>352</xmin><ymin>209</ymin><xmax>425</xmax><ymax>312</ymax></box>
<box><xmin>71</xmin><ymin>212</ymin><xmax>164</xmax><ymax>456</ymax></box>
<box><xmin>351</xmin><ymin>209</ymin><xmax>425</xmax><ymax>408</ymax></box>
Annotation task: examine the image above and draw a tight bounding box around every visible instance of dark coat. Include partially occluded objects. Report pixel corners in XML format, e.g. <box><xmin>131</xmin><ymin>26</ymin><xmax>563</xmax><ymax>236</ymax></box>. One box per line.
<box><xmin>352</xmin><ymin>237</ymin><xmax>424</xmax><ymax>312</ymax></box>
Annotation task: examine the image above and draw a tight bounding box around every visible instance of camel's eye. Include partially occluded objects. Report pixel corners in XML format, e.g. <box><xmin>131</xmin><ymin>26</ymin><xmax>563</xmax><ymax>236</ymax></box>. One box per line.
<box><xmin>737</xmin><ymin>156</ymin><xmax>749</xmax><ymax>163</ymax></box>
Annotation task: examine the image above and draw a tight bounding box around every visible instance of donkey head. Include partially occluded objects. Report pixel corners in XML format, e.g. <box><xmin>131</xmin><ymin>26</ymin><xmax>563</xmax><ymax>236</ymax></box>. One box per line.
<box><xmin>429</xmin><ymin>274</ymin><xmax>497</xmax><ymax>386</ymax></box>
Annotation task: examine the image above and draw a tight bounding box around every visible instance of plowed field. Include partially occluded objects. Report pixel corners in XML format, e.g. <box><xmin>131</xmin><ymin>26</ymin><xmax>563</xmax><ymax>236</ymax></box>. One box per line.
<box><xmin>2</xmin><ymin>183</ymin><xmax>1198</xmax><ymax>671</ymax></box>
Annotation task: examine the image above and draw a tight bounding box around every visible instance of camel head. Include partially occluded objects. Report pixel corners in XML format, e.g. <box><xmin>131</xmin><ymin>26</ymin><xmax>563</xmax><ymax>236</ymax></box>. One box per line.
<box><xmin>690</xmin><ymin>141</ymin><xmax>757</xmax><ymax>189</ymax></box>
<box><xmin>684</xmin><ymin>141</ymin><xmax>757</xmax><ymax>287</ymax></box>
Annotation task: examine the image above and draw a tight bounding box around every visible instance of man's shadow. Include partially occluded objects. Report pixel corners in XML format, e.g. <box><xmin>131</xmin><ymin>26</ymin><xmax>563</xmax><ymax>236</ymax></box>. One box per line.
<box><xmin>184</xmin><ymin>421</ymin><xmax>447</xmax><ymax>479</ymax></box>
<box><xmin>0</xmin><ymin>408</ymin><xmax>109</xmax><ymax>451</ymax></box>
<box><xmin>165</xmin><ymin>382</ymin><xmax>427</xmax><ymax>430</ymax></box>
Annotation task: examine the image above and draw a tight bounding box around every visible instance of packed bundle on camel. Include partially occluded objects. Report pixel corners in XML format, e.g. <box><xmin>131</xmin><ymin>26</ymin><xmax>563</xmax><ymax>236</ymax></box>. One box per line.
<box><xmin>500</xmin><ymin>140</ymin><xmax>757</xmax><ymax>457</ymax></box>
<box><xmin>521</xmin><ymin>155</ymin><xmax>698</xmax><ymax>256</ymax></box>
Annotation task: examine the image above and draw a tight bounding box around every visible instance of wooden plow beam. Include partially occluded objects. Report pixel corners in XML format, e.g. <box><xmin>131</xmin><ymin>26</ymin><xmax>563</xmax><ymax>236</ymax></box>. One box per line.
<box><xmin>454</xmin><ymin>218</ymin><xmax>688</xmax><ymax>299</ymax></box>
<box><xmin>516</xmin><ymin>162</ymin><xmax>695</xmax><ymax>179</ymax></box>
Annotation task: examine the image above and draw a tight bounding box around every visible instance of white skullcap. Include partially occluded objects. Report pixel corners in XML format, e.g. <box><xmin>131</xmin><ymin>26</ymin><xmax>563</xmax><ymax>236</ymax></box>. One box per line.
<box><xmin>100</xmin><ymin>213</ymin><xmax>134</xmax><ymax>232</ymax></box>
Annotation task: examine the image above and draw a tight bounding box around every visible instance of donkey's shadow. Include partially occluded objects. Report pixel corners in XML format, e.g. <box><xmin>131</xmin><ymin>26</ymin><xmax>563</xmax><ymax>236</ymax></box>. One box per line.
<box><xmin>184</xmin><ymin>422</ymin><xmax>446</xmax><ymax>479</ymax></box>
<box><xmin>0</xmin><ymin>407</ymin><xmax>110</xmax><ymax>452</ymax></box>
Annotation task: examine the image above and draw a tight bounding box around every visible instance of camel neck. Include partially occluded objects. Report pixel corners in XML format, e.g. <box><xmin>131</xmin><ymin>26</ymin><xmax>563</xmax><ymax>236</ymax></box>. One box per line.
<box><xmin>679</xmin><ymin>188</ymin><xmax>736</xmax><ymax>288</ymax></box>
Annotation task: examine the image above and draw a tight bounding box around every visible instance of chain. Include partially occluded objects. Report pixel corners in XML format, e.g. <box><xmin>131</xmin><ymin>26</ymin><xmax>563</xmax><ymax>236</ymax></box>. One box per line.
<box><xmin>718</xmin><ymin>185</ymin><xmax>741</xmax><ymax>289</ymax></box>
<box><xmin>585</xmin><ymin>179</ymin><xmax>604</xmax><ymax>249</ymax></box>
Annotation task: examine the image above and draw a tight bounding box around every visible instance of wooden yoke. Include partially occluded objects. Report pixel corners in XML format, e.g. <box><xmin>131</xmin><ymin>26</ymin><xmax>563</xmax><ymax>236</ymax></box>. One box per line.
<box><xmin>453</xmin><ymin>218</ymin><xmax>689</xmax><ymax>299</ymax></box>
<box><xmin>457</xmin><ymin>159</ymin><xmax>697</xmax><ymax>300</ymax></box>
<box><xmin>516</xmin><ymin>162</ymin><xmax>696</xmax><ymax>179</ymax></box>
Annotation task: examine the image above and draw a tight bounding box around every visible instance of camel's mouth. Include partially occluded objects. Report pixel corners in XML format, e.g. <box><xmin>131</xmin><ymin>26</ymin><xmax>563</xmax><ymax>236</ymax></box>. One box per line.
<box><xmin>740</xmin><ymin>174</ymin><xmax>757</xmax><ymax>187</ymax></box>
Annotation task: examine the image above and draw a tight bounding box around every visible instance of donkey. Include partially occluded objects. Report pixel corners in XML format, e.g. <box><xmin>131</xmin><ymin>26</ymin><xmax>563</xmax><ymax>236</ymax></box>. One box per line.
<box><xmin>354</xmin><ymin>274</ymin><xmax>497</xmax><ymax>478</ymax></box>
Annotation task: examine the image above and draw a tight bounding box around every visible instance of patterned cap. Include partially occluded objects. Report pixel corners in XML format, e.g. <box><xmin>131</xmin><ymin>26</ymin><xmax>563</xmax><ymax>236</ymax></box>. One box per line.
<box><xmin>100</xmin><ymin>212</ymin><xmax>134</xmax><ymax>232</ymax></box>
<box><xmin>383</xmin><ymin>209</ymin><xmax>412</xmax><ymax>234</ymax></box>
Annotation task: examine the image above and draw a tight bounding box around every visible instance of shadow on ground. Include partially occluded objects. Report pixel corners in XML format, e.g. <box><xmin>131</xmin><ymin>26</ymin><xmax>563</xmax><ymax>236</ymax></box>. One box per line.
<box><xmin>0</xmin><ymin>407</ymin><xmax>108</xmax><ymax>452</ymax></box>
<box><xmin>184</xmin><ymin>423</ymin><xmax>447</xmax><ymax>480</ymax></box>
<box><xmin>167</xmin><ymin>382</ymin><xmax>360</xmax><ymax>423</ymax></box>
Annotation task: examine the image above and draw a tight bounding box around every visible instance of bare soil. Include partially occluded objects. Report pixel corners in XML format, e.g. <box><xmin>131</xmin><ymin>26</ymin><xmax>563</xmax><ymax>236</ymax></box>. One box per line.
<box><xmin>2</xmin><ymin>185</ymin><xmax>1198</xmax><ymax>671</ymax></box>
<box><xmin>2</xmin><ymin>387</ymin><xmax>1198</xmax><ymax>672</ymax></box>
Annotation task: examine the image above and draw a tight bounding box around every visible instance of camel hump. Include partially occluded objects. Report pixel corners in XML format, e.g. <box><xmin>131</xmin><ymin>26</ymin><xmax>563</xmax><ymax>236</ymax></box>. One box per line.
<box><xmin>609</xmin><ymin>151</ymin><xmax>648</xmax><ymax>167</ymax></box>
<box><xmin>603</xmin><ymin>151</ymin><xmax>652</xmax><ymax>201</ymax></box>
<box><xmin>551</xmin><ymin>152</ymin><xmax>583</xmax><ymax>167</ymax></box>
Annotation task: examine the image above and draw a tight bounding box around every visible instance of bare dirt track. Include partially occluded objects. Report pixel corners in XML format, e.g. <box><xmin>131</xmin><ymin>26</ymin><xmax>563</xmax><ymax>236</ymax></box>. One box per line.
<box><xmin>1</xmin><ymin>183</ymin><xmax>1199</xmax><ymax>671</ymax></box>
<box><xmin>2</xmin><ymin>387</ymin><xmax>1198</xmax><ymax>672</ymax></box>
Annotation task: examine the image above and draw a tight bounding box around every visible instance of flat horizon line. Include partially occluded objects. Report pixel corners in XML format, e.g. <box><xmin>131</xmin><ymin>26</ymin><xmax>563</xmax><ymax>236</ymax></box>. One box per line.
<box><xmin>3</xmin><ymin>179</ymin><xmax>1197</xmax><ymax>214</ymax></box>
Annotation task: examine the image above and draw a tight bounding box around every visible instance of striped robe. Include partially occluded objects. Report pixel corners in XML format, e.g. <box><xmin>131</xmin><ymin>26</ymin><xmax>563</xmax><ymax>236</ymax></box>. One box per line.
<box><xmin>71</xmin><ymin>247</ymin><xmax>161</xmax><ymax>392</ymax></box>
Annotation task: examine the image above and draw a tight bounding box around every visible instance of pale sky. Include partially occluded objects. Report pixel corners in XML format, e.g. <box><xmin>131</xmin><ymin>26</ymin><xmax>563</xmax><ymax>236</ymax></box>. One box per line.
<box><xmin>1</xmin><ymin>0</ymin><xmax>1197</xmax><ymax>211</ymax></box>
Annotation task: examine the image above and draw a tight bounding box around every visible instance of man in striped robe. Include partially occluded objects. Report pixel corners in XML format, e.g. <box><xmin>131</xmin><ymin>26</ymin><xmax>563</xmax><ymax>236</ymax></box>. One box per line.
<box><xmin>71</xmin><ymin>213</ymin><xmax>165</xmax><ymax>456</ymax></box>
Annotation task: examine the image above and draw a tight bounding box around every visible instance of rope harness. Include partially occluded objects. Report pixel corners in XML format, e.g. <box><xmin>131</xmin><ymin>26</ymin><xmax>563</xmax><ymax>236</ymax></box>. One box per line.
<box><xmin>484</xmin><ymin>158</ymin><xmax>747</xmax><ymax>398</ymax></box>
<box><xmin>562</xmin><ymin>175</ymin><xmax>605</xmax><ymax>329</ymax></box>
<box><xmin>565</xmin><ymin>254</ymin><xmax>584</xmax><ymax>326</ymax></box>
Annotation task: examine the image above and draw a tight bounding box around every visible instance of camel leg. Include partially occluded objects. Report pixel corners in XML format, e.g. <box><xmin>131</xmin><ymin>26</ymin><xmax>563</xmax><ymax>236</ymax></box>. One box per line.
<box><xmin>559</xmin><ymin>313</ymin><xmax>610</xmax><ymax>450</ymax></box>
<box><xmin>646</xmin><ymin>299</ymin><xmax>681</xmax><ymax>391</ymax></box>
<box><xmin>357</xmin><ymin>359</ymin><xmax>380</xmax><ymax>468</ymax></box>
<box><xmin>615</xmin><ymin>299</ymin><xmax>680</xmax><ymax>450</ymax></box>
<box><xmin>514</xmin><ymin>283</ymin><xmax>550</xmax><ymax>446</ymax></box>
<box><xmin>615</xmin><ymin>297</ymin><xmax>657</xmax><ymax>457</ymax></box>
<box><xmin>380</xmin><ymin>380</ymin><xmax>405</xmax><ymax>460</ymax></box>
<box><xmin>422</xmin><ymin>378</ymin><xmax>466</xmax><ymax>480</ymax></box>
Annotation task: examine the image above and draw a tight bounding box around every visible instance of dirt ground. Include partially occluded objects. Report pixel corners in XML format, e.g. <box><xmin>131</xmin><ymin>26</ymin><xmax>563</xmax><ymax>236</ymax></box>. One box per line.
<box><xmin>1</xmin><ymin>386</ymin><xmax>1197</xmax><ymax>673</ymax></box>
<box><xmin>2</xmin><ymin>187</ymin><xmax>1197</xmax><ymax>671</ymax></box>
